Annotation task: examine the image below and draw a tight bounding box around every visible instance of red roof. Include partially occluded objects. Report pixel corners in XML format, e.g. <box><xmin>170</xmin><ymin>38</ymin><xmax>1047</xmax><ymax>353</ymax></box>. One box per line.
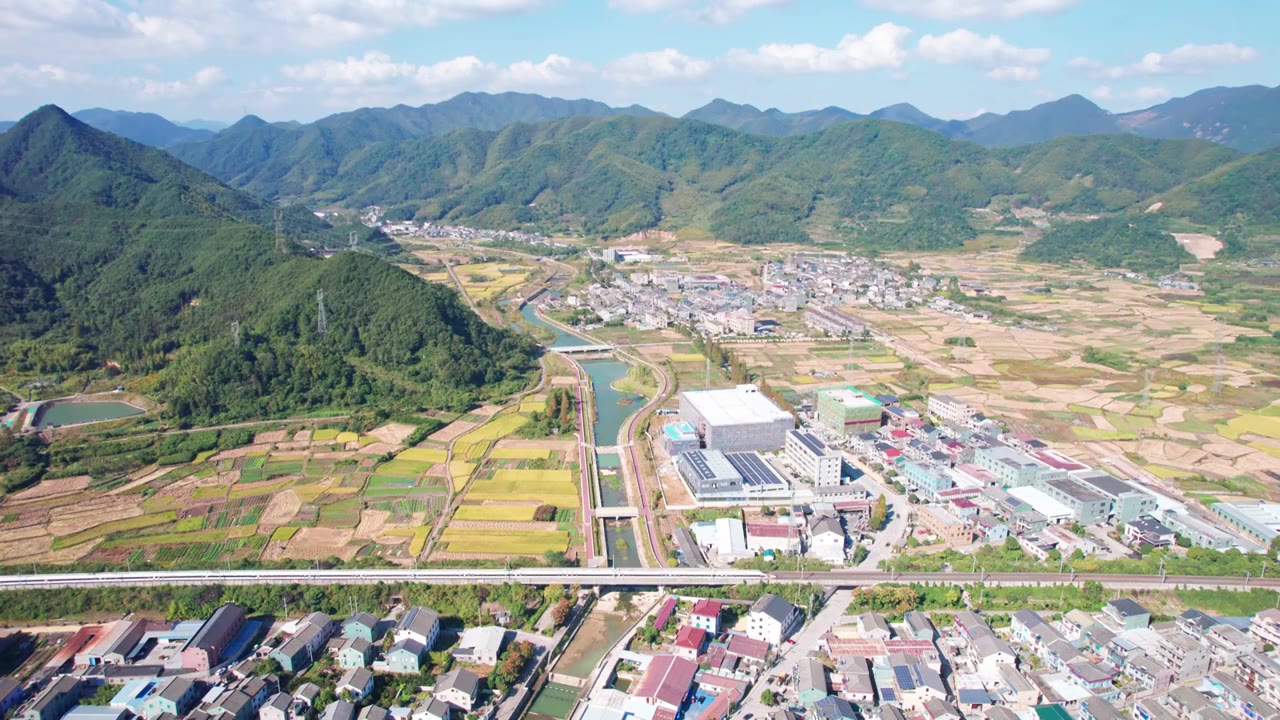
<box><xmin>725</xmin><ymin>634</ymin><xmax>769</xmax><ymax>661</ymax></box>
<box><xmin>652</xmin><ymin>597</ymin><xmax>677</xmax><ymax>630</ymax></box>
<box><xmin>890</xmin><ymin>430</ymin><xmax>911</xmax><ymax>439</ymax></box>
<box><xmin>49</xmin><ymin>625</ymin><xmax>103</xmax><ymax>668</ymax></box>
<box><xmin>691</xmin><ymin>688</ymin><xmax>741</xmax><ymax>720</ymax></box>
<box><xmin>884</xmin><ymin>448</ymin><xmax>902</xmax><ymax>458</ymax></box>
<box><xmin>675</xmin><ymin>625</ymin><xmax>708</xmax><ymax>650</ymax></box>
<box><xmin>951</xmin><ymin>498</ymin><xmax>977</xmax><ymax>509</ymax></box>
<box><xmin>633</xmin><ymin>654</ymin><xmax>697</xmax><ymax>709</ymax></box>
<box><xmin>746</xmin><ymin>523</ymin><xmax>799</xmax><ymax>539</ymax></box>
<box><xmin>834</xmin><ymin>500</ymin><xmax>873</xmax><ymax>511</ymax></box>
<box><xmin>884</xmin><ymin>639</ymin><xmax>940</xmax><ymax>656</ymax></box>
<box><xmin>691</xmin><ymin>599</ymin><xmax>723</xmax><ymax>618</ymax></box>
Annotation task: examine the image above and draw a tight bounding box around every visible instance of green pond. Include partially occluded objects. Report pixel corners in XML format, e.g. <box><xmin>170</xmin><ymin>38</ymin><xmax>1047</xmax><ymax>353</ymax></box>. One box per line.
<box><xmin>33</xmin><ymin>400</ymin><xmax>144</xmax><ymax>428</ymax></box>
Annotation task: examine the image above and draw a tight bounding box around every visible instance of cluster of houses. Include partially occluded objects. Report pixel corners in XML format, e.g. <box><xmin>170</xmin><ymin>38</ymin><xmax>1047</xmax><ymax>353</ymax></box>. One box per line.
<box><xmin>8</xmin><ymin>603</ymin><xmax>519</xmax><ymax>720</ymax></box>
<box><xmin>837</xmin><ymin>391</ymin><xmax>1242</xmax><ymax>553</ymax></box>
<box><xmin>782</xmin><ymin>596</ymin><xmax>1280</xmax><ymax>720</ymax></box>
<box><xmin>581</xmin><ymin>593</ymin><xmax>804</xmax><ymax>720</ymax></box>
<box><xmin>553</xmin><ymin>250</ymin><xmax>944</xmax><ymax>338</ymax></box>
<box><xmin>357</xmin><ymin>209</ymin><xmax>565</xmax><ymax>250</ymax></box>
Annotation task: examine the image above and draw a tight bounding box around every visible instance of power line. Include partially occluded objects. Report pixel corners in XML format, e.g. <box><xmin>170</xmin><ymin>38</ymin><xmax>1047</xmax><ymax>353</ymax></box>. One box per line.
<box><xmin>1212</xmin><ymin>317</ymin><xmax>1225</xmax><ymax>397</ymax></box>
<box><xmin>274</xmin><ymin>208</ymin><xmax>286</xmax><ymax>255</ymax></box>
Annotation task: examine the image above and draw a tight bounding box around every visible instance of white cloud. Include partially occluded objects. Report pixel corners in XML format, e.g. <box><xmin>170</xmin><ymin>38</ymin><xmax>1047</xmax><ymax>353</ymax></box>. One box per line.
<box><xmin>604</xmin><ymin>49</ymin><xmax>711</xmax><ymax>85</ymax></box>
<box><xmin>495</xmin><ymin>54</ymin><xmax>591</xmax><ymax>89</ymax></box>
<box><xmin>917</xmin><ymin>29</ymin><xmax>1049</xmax><ymax>67</ymax></box>
<box><xmin>607</xmin><ymin>0</ymin><xmax>787</xmax><ymax>24</ymax></box>
<box><xmin>728</xmin><ymin>22</ymin><xmax>912</xmax><ymax>74</ymax></box>
<box><xmin>0</xmin><ymin>62</ymin><xmax>89</xmax><ymax>93</ymax></box>
<box><xmin>282</xmin><ymin>51</ymin><xmax>492</xmax><ymax>90</ymax></box>
<box><xmin>135</xmin><ymin>65</ymin><xmax>226</xmax><ymax>98</ymax></box>
<box><xmin>0</xmin><ymin>0</ymin><xmax>548</xmax><ymax>59</ymax></box>
<box><xmin>859</xmin><ymin>0</ymin><xmax>1076</xmax><ymax>20</ymax></box>
<box><xmin>1070</xmin><ymin>42</ymin><xmax>1258</xmax><ymax>79</ymax></box>
<box><xmin>985</xmin><ymin>65</ymin><xmax>1038</xmax><ymax>81</ymax></box>
<box><xmin>1089</xmin><ymin>84</ymin><xmax>1172</xmax><ymax>106</ymax></box>
<box><xmin>1090</xmin><ymin>85</ymin><xmax>1114</xmax><ymax>101</ymax></box>
<box><xmin>1134</xmin><ymin>85</ymin><xmax>1171</xmax><ymax>102</ymax></box>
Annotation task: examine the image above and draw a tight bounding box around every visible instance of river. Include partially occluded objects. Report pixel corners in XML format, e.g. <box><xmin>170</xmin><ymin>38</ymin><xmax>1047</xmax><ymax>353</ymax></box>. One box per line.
<box><xmin>520</xmin><ymin>302</ymin><xmax>642</xmax><ymax>568</ymax></box>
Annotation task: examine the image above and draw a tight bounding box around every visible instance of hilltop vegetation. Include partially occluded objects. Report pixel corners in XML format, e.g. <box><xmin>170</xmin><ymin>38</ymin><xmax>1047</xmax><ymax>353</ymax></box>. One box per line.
<box><xmin>206</xmin><ymin>113</ymin><xmax>1251</xmax><ymax>257</ymax></box>
<box><xmin>0</xmin><ymin>107</ymin><xmax>538</xmax><ymax>426</ymax></box>
<box><xmin>1022</xmin><ymin>216</ymin><xmax>1194</xmax><ymax>275</ymax></box>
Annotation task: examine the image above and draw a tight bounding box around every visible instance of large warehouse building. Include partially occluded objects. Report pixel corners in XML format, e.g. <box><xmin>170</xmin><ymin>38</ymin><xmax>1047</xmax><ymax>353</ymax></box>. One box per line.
<box><xmin>816</xmin><ymin>386</ymin><xmax>882</xmax><ymax>437</ymax></box>
<box><xmin>679</xmin><ymin>385</ymin><xmax>794</xmax><ymax>453</ymax></box>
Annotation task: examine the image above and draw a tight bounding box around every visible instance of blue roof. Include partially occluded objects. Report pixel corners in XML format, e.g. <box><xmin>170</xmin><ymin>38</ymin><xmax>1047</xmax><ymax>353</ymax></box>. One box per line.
<box><xmin>789</xmin><ymin>430</ymin><xmax>830</xmax><ymax>456</ymax></box>
<box><xmin>893</xmin><ymin>665</ymin><xmax>917</xmax><ymax>691</ymax></box>
<box><xmin>664</xmin><ymin>421</ymin><xmax>698</xmax><ymax>440</ymax></box>
<box><xmin>959</xmin><ymin>689</ymin><xmax>992</xmax><ymax>705</ymax></box>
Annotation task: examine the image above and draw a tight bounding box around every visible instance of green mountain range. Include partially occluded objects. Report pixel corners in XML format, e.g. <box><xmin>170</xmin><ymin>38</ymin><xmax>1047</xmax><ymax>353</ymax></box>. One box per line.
<box><xmin>0</xmin><ymin>106</ymin><xmax>537</xmax><ymax>424</ymax></box>
<box><xmin>225</xmin><ymin>112</ymin><xmax>1255</xmax><ymax>252</ymax></box>
<box><xmin>167</xmin><ymin>92</ymin><xmax>662</xmax><ymax>201</ymax></box>
<box><xmin>69</xmin><ymin>109</ymin><xmax>216</xmax><ymax>147</ymax></box>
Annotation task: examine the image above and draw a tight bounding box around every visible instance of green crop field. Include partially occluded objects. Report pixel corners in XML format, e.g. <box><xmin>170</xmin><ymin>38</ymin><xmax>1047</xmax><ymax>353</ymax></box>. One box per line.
<box><xmin>440</xmin><ymin>528</ymin><xmax>568</xmax><ymax>555</ymax></box>
<box><xmin>229</xmin><ymin>479</ymin><xmax>294</xmax><ymax>499</ymax></box>
<box><xmin>271</xmin><ymin>526</ymin><xmax>300</xmax><ymax>542</ymax></box>
<box><xmin>52</xmin><ymin>511</ymin><xmax>177</xmax><ymax>549</ymax></box>
<box><xmin>489</xmin><ymin>448</ymin><xmax>552</xmax><ymax>460</ymax></box>
<box><xmin>313</xmin><ymin>429</ymin><xmax>340</xmax><ymax>441</ymax></box>
<box><xmin>399</xmin><ymin>448</ymin><xmax>448</xmax><ymax>463</ymax></box>
<box><xmin>174</xmin><ymin>517</ymin><xmax>204</xmax><ymax>532</ymax></box>
<box><xmin>319</xmin><ymin>498</ymin><xmax>362</xmax><ymax>527</ymax></box>
<box><xmin>375</xmin><ymin>459</ymin><xmax>432</xmax><ymax>476</ymax></box>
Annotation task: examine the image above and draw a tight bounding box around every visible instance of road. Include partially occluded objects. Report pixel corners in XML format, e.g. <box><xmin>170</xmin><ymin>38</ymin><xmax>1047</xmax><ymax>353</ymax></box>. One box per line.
<box><xmin>4</xmin><ymin>568</ymin><xmax>1280</xmax><ymax>591</ymax></box>
<box><xmin>737</xmin><ymin>589</ymin><xmax>852</xmax><ymax>718</ymax></box>
<box><xmin>847</xmin><ymin>459</ymin><xmax>910</xmax><ymax>569</ymax></box>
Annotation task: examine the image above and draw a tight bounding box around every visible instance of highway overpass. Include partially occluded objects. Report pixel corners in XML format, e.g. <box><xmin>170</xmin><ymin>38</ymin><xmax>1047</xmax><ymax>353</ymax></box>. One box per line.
<box><xmin>0</xmin><ymin>569</ymin><xmax>1276</xmax><ymax>591</ymax></box>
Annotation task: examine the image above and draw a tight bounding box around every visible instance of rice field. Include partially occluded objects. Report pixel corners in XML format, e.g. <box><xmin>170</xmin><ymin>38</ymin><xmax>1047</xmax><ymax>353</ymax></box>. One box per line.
<box><xmin>439</xmin><ymin>528</ymin><xmax>569</xmax><ymax>555</ymax></box>
<box><xmin>520</xmin><ymin>400</ymin><xmax>547</xmax><ymax>413</ymax></box>
<box><xmin>467</xmin><ymin>469</ymin><xmax>579</xmax><ymax>506</ymax></box>
<box><xmin>454</xmin><ymin>505</ymin><xmax>538</xmax><ymax>521</ymax></box>
<box><xmin>313</xmin><ymin>429</ymin><xmax>341</xmax><ymax>441</ymax></box>
<box><xmin>1219</xmin><ymin>414</ymin><xmax>1280</xmax><ymax>441</ymax></box>
<box><xmin>271</xmin><ymin>527</ymin><xmax>300</xmax><ymax>542</ymax></box>
<box><xmin>375</xmin><ymin>459</ymin><xmax>432</xmax><ymax>476</ymax></box>
<box><xmin>456</xmin><ymin>414</ymin><xmax>529</xmax><ymax>443</ymax></box>
<box><xmin>399</xmin><ymin>448</ymin><xmax>448</xmax><ymax>463</ymax></box>
<box><xmin>669</xmin><ymin>353</ymin><xmax>705</xmax><ymax>363</ymax></box>
<box><xmin>489</xmin><ymin>448</ymin><xmax>552</xmax><ymax>460</ymax></box>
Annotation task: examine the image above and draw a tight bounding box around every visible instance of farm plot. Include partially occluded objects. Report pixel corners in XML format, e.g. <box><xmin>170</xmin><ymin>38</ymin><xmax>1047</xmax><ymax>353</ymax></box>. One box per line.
<box><xmin>439</xmin><ymin>528</ymin><xmax>569</xmax><ymax>555</ymax></box>
<box><xmin>454</xmin><ymin>505</ymin><xmax>538</xmax><ymax>521</ymax></box>
<box><xmin>398</xmin><ymin>448</ymin><xmax>448</xmax><ymax>463</ymax></box>
<box><xmin>489</xmin><ymin>448</ymin><xmax>552</xmax><ymax>460</ymax></box>
<box><xmin>51</xmin><ymin>511</ymin><xmax>177</xmax><ymax>549</ymax></box>
<box><xmin>466</xmin><ymin>469</ymin><xmax>579</xmax><ymax>506</ymax></box>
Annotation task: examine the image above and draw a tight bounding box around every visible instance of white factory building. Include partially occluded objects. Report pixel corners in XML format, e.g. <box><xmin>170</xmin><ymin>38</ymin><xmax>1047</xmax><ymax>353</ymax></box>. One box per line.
<box><xmin>679</xmin><ymin>384</ymin><xmax>794</xmax><ymax>453</ymax></box>
<box><xmin>785</xmin><ymin>430</ymin><xmax>842</xmax><ymax>486</ymax></box>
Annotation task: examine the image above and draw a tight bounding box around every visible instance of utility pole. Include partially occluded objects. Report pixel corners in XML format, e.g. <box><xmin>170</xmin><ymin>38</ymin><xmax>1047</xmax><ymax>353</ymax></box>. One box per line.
<box><xmin>1212</xmin><ymin>318</ymin><xmax>1226</xmax><ymax>397</ymax></box>
<box><xmin>274</xmin><ymin>208</ymin><xmax>286</xmax><ymax>255</ymax></box>
<box><xmin>316</xmin><ymin>290</ymin><xmax>329</xmax><ymax>338</ymax></box>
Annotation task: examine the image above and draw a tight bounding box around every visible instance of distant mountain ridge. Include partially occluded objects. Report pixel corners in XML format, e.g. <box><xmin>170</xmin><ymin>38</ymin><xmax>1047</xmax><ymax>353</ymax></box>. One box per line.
<box><xmin>680</xmin><ymin>85</ymin><xmax>1280</xmax><ymax>151</ymax></box>
<box><xmin>66</xmin><ymin>108</ymin><xmax>215</xmax><ymax>147</ymax></box>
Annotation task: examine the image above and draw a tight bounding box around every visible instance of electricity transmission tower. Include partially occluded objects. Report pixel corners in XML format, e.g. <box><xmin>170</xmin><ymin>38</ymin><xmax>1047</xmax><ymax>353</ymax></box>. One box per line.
<box><xmin>316</xmin><ymin>290</ymin><xmax>328</xmax><ymax>338</ymax></box>
<box><xmin>274</xmin><ymin>208</ymin><xmax>286</xmax><ymax>254</ymax></box>
<box><xmin>349</xmin><ymin>231</ymin><xmax>358</xmax><ymax>250</ymax></box>
<box><xmin>231</xmin><ymin>321</ymin><xmax>240</xmax><ymax>348</ymax></box>
<box><xmin>1141</xmin><ymin>367</ymin><xmax>1153</xmax><ymax>407</ymax></box>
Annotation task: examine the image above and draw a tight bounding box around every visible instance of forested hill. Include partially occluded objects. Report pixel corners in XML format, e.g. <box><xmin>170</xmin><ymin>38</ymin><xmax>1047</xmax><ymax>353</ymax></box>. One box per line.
<box><xmin>168</xmin><ymin>91</ymin><xmax>661</xmax><ymax>201</ymax></box>
<box><xmin>260</xmin><ymin>113</ymin><xmax>1247</xmax><ymax>247</ymax></box>
<box><xmin>0</xmin><ymin>106</ymin><xmax>538</xmax><ymax>424</ymax></box>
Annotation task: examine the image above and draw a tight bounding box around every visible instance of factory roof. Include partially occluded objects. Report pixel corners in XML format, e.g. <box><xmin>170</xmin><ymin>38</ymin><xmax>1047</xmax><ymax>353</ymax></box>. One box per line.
<box><xmin>679</xmin><ymin>450</ymin><xmax>741</xmax><ymax>482</ymax></box>
<box><xmin>788</xmin><ymin>430</ymin><xmax>832</xmax><ymax>456</ymax></box>
<box><xmin>1008</xmin><ymin>486</ymin><xmax>1074</xmax><ymax>522</ymax></box>
<box><xmin>662</xmin><ymin>422</ymin><xmax>699</xmax><ymax>440</ymax></box>
<box><xmin>1043</xmin><ymin>477</ymin><xmax>1108</xmax><ymax>504</ymax></box>
<box><xmin>681</xmin><ymin>385</ymin><xmax>793</xmax><ymax>426</ymax></box>
<box><xmin>725</xmin><ymin>452</ymin><xmax>786</xmax><ymax>488</ymax></box>
<box><xmin>1071</xmin><ymin>471</ymin><xmax>1138</xmax><ymax>498</ymax></box>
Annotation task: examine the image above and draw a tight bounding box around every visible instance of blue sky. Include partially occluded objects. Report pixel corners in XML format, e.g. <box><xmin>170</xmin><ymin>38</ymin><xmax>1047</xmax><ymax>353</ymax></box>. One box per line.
<box><xmin>0</xmin><ymin>0</ymin><xmax>1272</xmax><ymax>123</ymax></box>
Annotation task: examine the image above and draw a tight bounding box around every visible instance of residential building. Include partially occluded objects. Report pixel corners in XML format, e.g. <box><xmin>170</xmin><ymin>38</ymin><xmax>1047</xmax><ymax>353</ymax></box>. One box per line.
<box><xmin>632</xmin><ymin>655</ymin><xmax>696</xmax><ymax>713</ymax></box>
<box><xmin>1206</xmin><ymin>624</ymin><xmax>1257</xmax><ymax>668</ymax></box>
<box><xmin>690</xmin><ymin>599</ymin><xmax>722</xmax><ymax>634</ymax></box>
<box><xmin>679</xmin><ymin>385</ymin><xmax>794</xmax><ymax>453</ymax></box>
<box><xmin>816</xmin><ymin>386</ymin><xmax>883</xmax><ymax>437</ymax></box>
<box><xmin>180</xmin><ymin>603</ymin><xmax>246</xmax><ymax>672</ymax></box>
<box><xmin>338</xmin><ymin>638</ymin><xmax>373</xmax><ymax>669</ymax></box>
<box><xmin>342</xmin><ymin>614</ymin><xmax>380</xmax><ymax>644</ymax></box>
<box><xmin>1126</xmin><ymin>515</ymin><xmax>1176</xmax><ymax>547</ymax></box>
<box><xmin>904</xmin><ymin>612</ymin><xmax>936</xmax><ymax>641</ymax></box>
<box><xmin>321</xmin><ymin>701</ymin><xmax>357</xmax><ymax>720</ymax></box>
<box><xmin>804</xmin><ymin>307</ymin><xmax>867</xmax><ymax>338</ymax></box>
<box><xmin>1177</xmin><ymin>609</ymin><xmax>1220</xmax><ymax>640</ymax></box>
<box><xmin>0</xmin><ymin>678</ymin><xmax>23</xmax><ymax>717</ymax></box>
<box><xmin>1104</xmin><ymin>599</ymin><xmax>1151</xmax><ymax>631</ymax></box>
<box><xmin>22</xmin><ymin>677</ymin><xmax>84</xmax><ymax>720</ymax></box>
<box><xmin>259</xmin><ymin>693</ymin><xmax>293</xmax><ymax>720</ymax></box>
<box><xmin>672</xmin><ymin>626</ymin><xmax>707</xmax><ymax>662</ymax></box>
<box><xmin>1252</xmin><ymin>609</ymin><xmax>1280</xmax><ymax>648</ymax></box>
<box><xmin>395</xmin><ymin>608</ymin><xmax>439</xmax><ymax>651</ymax></box>
<box><xmin>808</xmin><ymin>516</ymin><xmax>846</xmax><ymax>564</ymax></box>
<box><xmin>798</xmin><ymin>658</ymin><xmax>828</xmax><ymax>708</ymax></box>
<box><xmin>385</xmin><ymin>641</ymin><xmax>427</xmax><ymax>675</ymax></box>
<box><xmin>812</xmin><ymin>696</ymin><xmax>858</xmax><ymax>720</ymax></box>
<box><xmin>918</xmin><ymin>505</ymin><xmax>973</xmax><ymax>545</ymax></box>
<box><xmin>433</xmin><ymin>669</ymin><xmax>481</xmax><ymax>712</ymax></box>
<box><xmin>139</xmin><ymin>678</ymin><xmax>199</xmax><ymax>720</ymax></box>
<box><xmin>412</xmin><ymin>699</ymin><xmax>452</xmax><ymax>720</ymax></box>
<box><xmin>336</xmin><ymin>669</ymin><xmax>374</xmax><ymax>702</ymax></box>
<box><xmin>1156</xmin><ymin>632</ymin><xmax>1212</xmax><ymax>683</ymax></box>
<box><xmin>928</xmin><ymin>395</ymin><xmax>976</xmax><ymax>427</ymax></box>
<box><xmin>747</xmin><ymin>595</ymin><xmax>802</xmax><ymax>646</ymax></box>
<box><xmin>271</xmin><ymin>614</ymin><xmax>333</xmax><ymax>674</ymax></box>
<box><xmin>785</xmin><ymin>431</ymin><xmax>842</xmax><ymax>486</ymax></box>
<box><xmin>901</xmin><ymin>463</ymin><xmax>954</xmax><ymax>500</ymax></box>
<box><xmin>452</xmin><ymin>627</ymin><xmax>506</xmax><ymax>667</ymax></box>
<box><xmin>745</xmin><ymin>522</ymin><xmax>802</xmax><ymax>555</ymax></box>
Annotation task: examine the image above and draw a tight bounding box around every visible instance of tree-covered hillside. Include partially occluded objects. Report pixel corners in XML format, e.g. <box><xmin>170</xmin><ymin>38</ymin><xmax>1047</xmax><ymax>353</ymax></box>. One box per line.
<box><xmin>252</xmin><ymin>114</ymin><xmax>1243</xmax><ymax>251</ymax></box>
<box><xmin>0</xmin><ymin>106</ymin><xmax>538</xmax><ymax>424</ymax></box>
<box><xmin>1021</xmin><ymin>216</ymin><xmax>1194</xmax><ymax>274</ymax></box>
<box><xmin>1152</xmin><ymin>146</ymin><xmax>1280</xmax><ymax>230</ymax></box>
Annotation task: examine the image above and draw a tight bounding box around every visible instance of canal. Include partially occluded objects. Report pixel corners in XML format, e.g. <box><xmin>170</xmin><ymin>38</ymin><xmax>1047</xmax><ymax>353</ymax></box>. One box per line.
<box><xmin>520</xmin><ymin>302</ymin><xmax>643</xmax><ymax>567</ymax></box>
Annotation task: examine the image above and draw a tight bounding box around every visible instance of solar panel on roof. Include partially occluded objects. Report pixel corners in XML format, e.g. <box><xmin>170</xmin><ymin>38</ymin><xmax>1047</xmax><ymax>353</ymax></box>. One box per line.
<box><xmin>792</xmin><ymin>431</ymin><xmax>828</xmax><ymax>455</ymax></box>
<box><xmin>958</xmin><ymin>690</ymin><xmax>990</xmax><ymax>705</ymax></box>
<box><xmin>724</xmin><ymin>452</ymin><xmax>784</xmax><ymax>488</ymax></box>
<box><xmin>880</xmin><ymin>688</ymin><xmax>896</xmax><ymax>702</ymax></box>
<box><xmin>893</xmin><ymin>666</ymin><xmax>916</xmax><ymax>690</ymax></box>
